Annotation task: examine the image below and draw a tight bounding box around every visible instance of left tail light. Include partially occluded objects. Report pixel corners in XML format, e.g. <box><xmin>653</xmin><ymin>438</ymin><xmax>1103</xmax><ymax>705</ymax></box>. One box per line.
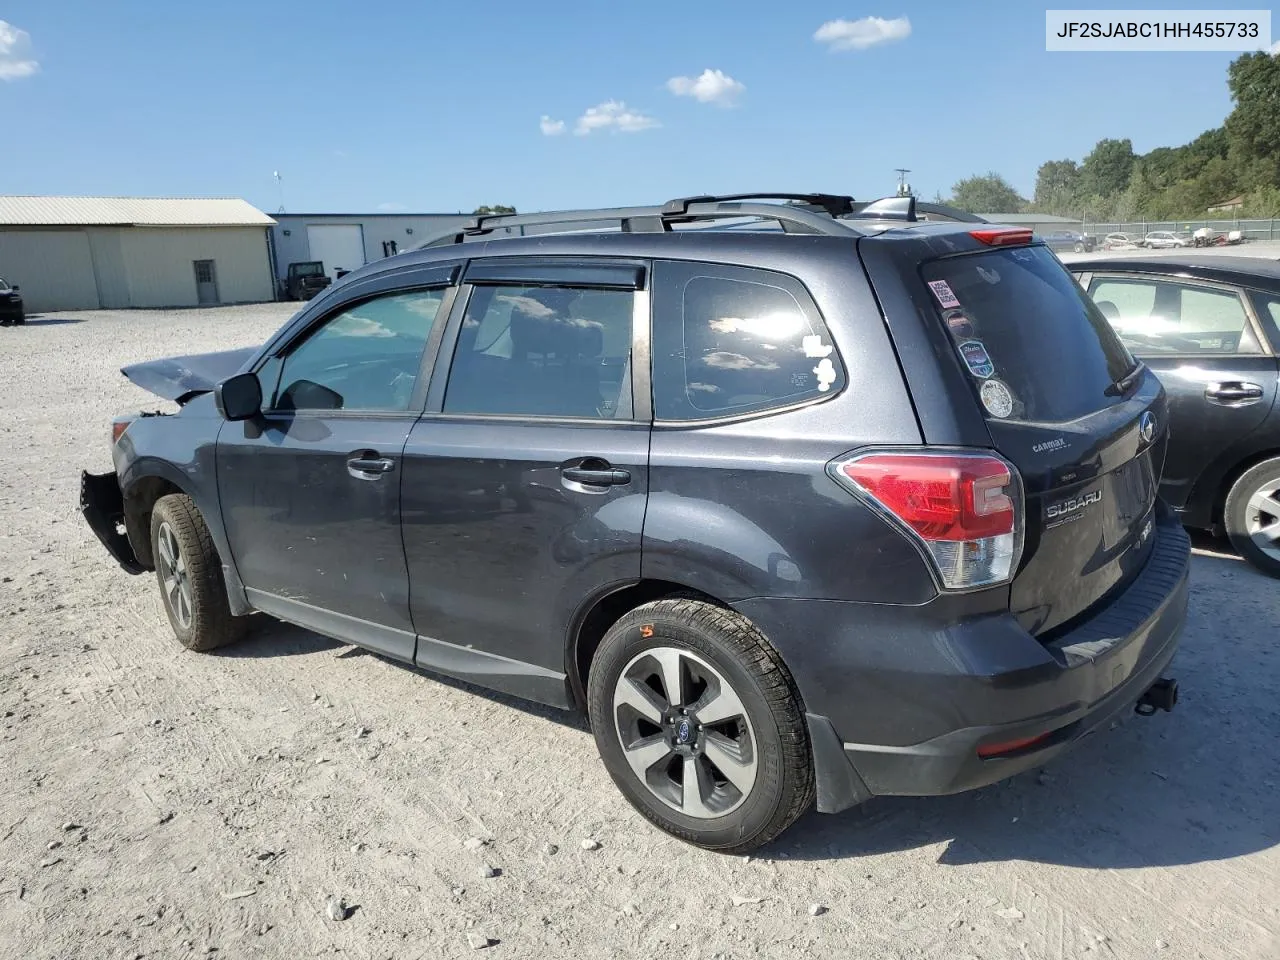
<box><xmin>828</xmin><ymin>450</ymin><xmax>1024</xmax><ymax>591</ymax></box>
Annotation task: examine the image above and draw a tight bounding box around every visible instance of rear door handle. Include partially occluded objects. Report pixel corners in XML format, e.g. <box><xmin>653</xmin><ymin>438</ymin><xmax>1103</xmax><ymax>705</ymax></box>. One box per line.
<box><xmin>562</xmin><ymin>465</ymin><xmax>631</xmax><ymax>487</ymax></box>
<box><xmin>1205</xmin><ymin>381</ymin><xmax>1264</xmax><ymax>404</ymax></box>
<box><xmin>347</xmin><ymin>454</ymin><xmax>396</xmax><ymax>480</ymax></box>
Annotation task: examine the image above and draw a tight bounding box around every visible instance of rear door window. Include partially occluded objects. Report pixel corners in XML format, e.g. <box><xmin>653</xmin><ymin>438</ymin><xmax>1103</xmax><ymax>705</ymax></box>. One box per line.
<box><xmin>443</xmin><ymin>284</ymin><xmax>635</xmax><ymax>419</ymax></box>
<box><xmin>652</xmin><ymin>261</ymin><xmax>845</xmax><ymax>421</ymax></box>
<box><xmin>921</xmin><ymin>246</ymin><xmax>1134</xmax><ymax>422</ymax></box>
<box><xmin>1090</xmin><ymin>276</ymin><xmax>1260</xmax><ymax>355</ymax></box>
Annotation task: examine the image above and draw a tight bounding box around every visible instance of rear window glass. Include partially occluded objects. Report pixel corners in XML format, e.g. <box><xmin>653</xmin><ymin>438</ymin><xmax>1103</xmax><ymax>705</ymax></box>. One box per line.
<box><xmin>921</xmin><ymin>247</ymin><xmax>1134</xmax><ymax>422</ymax></box>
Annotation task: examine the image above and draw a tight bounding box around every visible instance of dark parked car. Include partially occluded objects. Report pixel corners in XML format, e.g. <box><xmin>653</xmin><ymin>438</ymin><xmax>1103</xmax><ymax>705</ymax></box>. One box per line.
<box><xmin>279</xmin><ymin>261</ymin><xmax>332</xmax><ymax>301</ymax></box>
<box><xmin>81</xmin><ymin>194</ymin><xmax>1187</xmax><ymax>852</ymax></box>
<box><xmin>1040</xmin><ymin>230</ymin><xmax>1096</xmax><ymax>254</ymax></box>
<box><xmin>0</xmin><ymin>276</ymin><xmax>24</xmax><ymax>325</ymax></box>
<box><xmin>1072</xmin><ymin>255</ymin><xmax>1280</xmax><ymax>576</ymax></box>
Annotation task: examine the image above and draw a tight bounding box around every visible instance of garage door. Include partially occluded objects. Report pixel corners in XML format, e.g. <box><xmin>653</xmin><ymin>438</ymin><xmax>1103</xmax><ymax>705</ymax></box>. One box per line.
<box><xmin>0</xmin><ymin>230</ymin><xmax>101</xmax><ymax>312</ymax></box>
<box><xmin>306</xmin><ymin>224</ymin><xmax>366</xmax><ymax>282</ymax></box>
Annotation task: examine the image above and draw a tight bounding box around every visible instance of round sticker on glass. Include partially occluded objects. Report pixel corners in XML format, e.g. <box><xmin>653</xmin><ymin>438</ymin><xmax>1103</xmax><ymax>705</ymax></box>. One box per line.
<box><xmin>957</xmin><ymin>340</ymin><xmax>994</xmax><ymax>379</ymax></box>
<box><xmin>980</xmin><ymin>379</ymin><xmax>1015</xmax><ymax>419</ymax></box>
<box><xmin>943</xmin><ymin>308</ymin><xmax>974</xmax><ymax>339</ymax></box>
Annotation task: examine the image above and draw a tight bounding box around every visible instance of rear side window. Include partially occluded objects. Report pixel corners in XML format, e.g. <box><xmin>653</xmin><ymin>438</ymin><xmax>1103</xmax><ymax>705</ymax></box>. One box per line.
<box><xmin>921</xmin><ymin>247</ymin><xmax>1133</xmax><ymax>423</ymax></box>
<box><xmin>652</xmin><ymin>262</ymin><xmax>845</xmax><ymax>421</ymax></box>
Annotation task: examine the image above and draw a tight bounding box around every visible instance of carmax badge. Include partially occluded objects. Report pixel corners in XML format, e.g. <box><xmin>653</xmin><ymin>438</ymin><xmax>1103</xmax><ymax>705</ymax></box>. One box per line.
<box><xmin>1046</xmin><ymin>490</ymin><xmax>1103</xmax><ymax>527</ymax></box>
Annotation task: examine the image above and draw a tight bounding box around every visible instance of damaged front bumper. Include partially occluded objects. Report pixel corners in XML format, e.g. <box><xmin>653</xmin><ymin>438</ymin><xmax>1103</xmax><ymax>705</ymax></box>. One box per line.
<box><xmin>80</xmin><ymin>471</ymin><xmax>145</xmax><ymax>575</ymax></box>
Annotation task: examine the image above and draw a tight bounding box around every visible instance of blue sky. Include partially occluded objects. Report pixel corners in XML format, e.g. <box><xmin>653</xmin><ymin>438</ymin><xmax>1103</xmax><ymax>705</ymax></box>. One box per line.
<box><xmin>0</xmin><ymin>2</ymin><xmax>1260</xmax><ymax>213</ymax></box>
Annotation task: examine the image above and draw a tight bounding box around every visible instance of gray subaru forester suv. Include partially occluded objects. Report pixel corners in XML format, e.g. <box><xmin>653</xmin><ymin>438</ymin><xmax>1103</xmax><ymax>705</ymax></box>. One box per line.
<box><xmin>81</xmin><ymin>193</ymin><xmax>1188</xmax><ymax>852</ymax></box>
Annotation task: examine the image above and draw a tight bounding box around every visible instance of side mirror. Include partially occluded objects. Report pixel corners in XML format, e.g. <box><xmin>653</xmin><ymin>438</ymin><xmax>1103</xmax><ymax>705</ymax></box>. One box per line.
<box><xmin>215</xmin><ymin>372</ymin><xmax>262</xmax><ymax>421</ymax></box>
<box><xmin>11</xmin><ymin>285</ymin><xmax>18</xmax><ymax>292</ymax></box>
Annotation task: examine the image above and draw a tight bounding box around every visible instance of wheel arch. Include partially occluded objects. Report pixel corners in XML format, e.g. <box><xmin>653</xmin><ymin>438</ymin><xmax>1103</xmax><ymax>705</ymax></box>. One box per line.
<box><xmin>1204</xmin><ymin>447</ymin><xmax>1280</xmax><ymax>533</ymax></box>
<box><xmin>565</xmin><ymin>579</ymin><xmax>728</xmax><ymax>712</ymax></box>
<box><xmin>120</xmin><ymin>460</ymin><xmax>252</xmax><ymax>616</ymax></box>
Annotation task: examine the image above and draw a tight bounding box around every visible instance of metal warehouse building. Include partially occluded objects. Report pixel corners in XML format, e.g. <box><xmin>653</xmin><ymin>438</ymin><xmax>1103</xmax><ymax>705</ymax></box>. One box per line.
<box><xmin>0</xmin><ymin>196</ymin><xmax>276</xmax><ymax>312</ymax></box>
<box><xmin>269</xmin><ymin>213</ymin><xmax>472</xmax><ymax>285</ymax></box>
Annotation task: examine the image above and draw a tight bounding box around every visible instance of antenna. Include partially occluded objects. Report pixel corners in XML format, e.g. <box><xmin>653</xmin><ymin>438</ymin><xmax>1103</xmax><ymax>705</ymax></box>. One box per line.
<box><xmin>894</xmin><ymin>168</ymin><xmax>912</xmax><ymax>197</ymax></box>
<box><xmin>273</xmin><ymin>171</ymin><xmax>285</xmax><ymax>214</ymax></box>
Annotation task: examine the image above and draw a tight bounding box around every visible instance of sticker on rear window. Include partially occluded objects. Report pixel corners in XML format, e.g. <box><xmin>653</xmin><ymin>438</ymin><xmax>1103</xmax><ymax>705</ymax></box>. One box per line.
<box><xmin>927</xmin><ymin>279</ymin><xmax>961</xmax><ymax>309</ymax></box>
<box><xmin>957</xmin><ymin>340</ymin><xmax>994</xmax><ymax>379</ymax></box>
<box><xmin>943</xmin><ymin>308</ymin><xmax>974</xmax><ymax>338</ymax></box>
<box><xmin>980</xmin><ymin>379</ymin><xmax>1014</xmax><ymax>419</ymax></box>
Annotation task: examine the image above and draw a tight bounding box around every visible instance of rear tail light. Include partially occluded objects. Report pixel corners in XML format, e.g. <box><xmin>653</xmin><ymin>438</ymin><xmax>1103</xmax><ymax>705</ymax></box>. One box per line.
<box><xmin>829</xmin><ymin>451</ymin><xmax>1024</xmax><ymax>591</ymax></box>
<box><xmin>970</xmin><ymin>228</ymin><xmax>1034</xmax><ymax>247</ymax></box>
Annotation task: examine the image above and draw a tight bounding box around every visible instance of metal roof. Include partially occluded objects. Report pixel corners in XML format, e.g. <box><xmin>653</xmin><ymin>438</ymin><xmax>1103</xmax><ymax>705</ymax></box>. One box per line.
<box><xmin>0</xmin><ymin>196</ymin><xmax>275</xmax><ymax>227</ymax></box>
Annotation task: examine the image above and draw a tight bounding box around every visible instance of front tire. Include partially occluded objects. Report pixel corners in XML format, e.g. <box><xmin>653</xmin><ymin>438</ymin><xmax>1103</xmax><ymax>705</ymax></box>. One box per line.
<box><xmin>150</xmin><ymin>494</ymin><xmax>248</xmax><ymax>650</ymax></box>
<box><xmin>1224</xmin><ymin>459</ymin><xmax>1280</xmax><ymax>578</ymax></box>
<box><xmin>587</xmin><ymin>598</ymin><xmax>814</xmax><ymax>853</ymax></box>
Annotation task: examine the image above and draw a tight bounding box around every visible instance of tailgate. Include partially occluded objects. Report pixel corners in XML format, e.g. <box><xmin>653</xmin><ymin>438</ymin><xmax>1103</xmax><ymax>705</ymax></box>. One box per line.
<box><xmin>914</xmin><ymin>242</ymin><xmax>1167</xmax><ymax>633</ymax></box>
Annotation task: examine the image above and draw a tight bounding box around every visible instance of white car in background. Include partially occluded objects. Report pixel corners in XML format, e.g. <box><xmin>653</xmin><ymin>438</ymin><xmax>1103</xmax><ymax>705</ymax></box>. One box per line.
<box><xmin>1101</xmin><ymin>232</ymin><xmax>1141</xmax><ymax>250</ymax></box>
<box><xmin>1143</xmin><ymin>230</ymin><xmax>1191</xmax><ymax>249</ymax></box>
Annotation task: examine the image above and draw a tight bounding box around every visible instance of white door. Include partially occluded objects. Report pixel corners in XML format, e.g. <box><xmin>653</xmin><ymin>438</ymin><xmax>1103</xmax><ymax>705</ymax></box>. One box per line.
<box><xmin>193</xmin><ymin>260</ymin><xmax>219</xmax><ymax>304</ymax></box>
<box><xmin>306</xmin><ymin>224</ymin><xmax>366</xmax><ymax>281</ymax></box>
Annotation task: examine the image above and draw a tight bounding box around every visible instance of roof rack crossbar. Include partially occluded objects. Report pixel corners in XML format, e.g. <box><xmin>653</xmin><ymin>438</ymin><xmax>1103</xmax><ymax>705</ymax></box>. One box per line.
<box><xmin>661</xmin><ymin>192</ymin><xmax>856</xmax><ymax>218</ymax></box>
<box><xmin>419</xmin><ymin>198</ymin><xmax>861</xmax><ymax>247</ymax></box>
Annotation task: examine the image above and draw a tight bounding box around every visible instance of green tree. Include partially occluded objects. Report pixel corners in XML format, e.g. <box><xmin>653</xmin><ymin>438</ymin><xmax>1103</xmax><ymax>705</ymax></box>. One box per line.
<box><xmin>472</xmin><ymin>204</ymin><xmax>517</xmax><ymax>215</ymax></box>
<box><xmin>1225</xmin><ymin>52</ymin><xmax>1280</xmax><ymax>189</ymax></box>
<box><xmin>948</xmin><ymin>172</ymin><xmax>1025</xmax><ymax>214</ymax></box>
<box><xmin>1032</xmin><ymin>159</ymin><xmax>1080</xmax><ymax>213</ymax></box>
<box><xmin>1079</xmin><ymin>138</ymin><xmax>1136</xmax><ymax>201</ymax></box>
<box><xmin>1115</xmin><ymin>161</ymin><xmax>1157</xmax><ymax>221</ymax></box>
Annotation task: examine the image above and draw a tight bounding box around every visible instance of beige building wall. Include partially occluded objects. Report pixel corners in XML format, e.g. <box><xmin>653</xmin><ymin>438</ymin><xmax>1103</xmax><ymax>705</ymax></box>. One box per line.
<box><xmin>117</xmin><ymin>227</ymin><xmax>274</xmax><ymax>307</ymax></box>
<box><xmin>0</xmin><ymin>228</ymin><xmax>101</xmax><ymax>311</ymax></box>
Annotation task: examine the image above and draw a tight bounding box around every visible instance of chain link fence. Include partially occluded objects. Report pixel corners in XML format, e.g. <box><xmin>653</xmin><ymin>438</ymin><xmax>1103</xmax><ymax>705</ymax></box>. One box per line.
<box><xmin>1083</xmin><ymin>218</ymin><xmax>1280</xmax><ymax>241</ymax></box>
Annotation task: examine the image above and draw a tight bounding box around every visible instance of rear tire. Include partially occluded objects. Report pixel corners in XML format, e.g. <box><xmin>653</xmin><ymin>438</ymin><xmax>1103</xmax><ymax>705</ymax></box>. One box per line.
<box><xmin>587</xmin><ymin>598</ymin><xmax>814</xmax><ymax>853</ymax></box>
<box><xmin>1224</xmin><ymin>458</ymin><xmax>1280</xmax><ymax>578</ymax></box>
<box><xmin>150</xmin><ymin>494</ymin><xmax>248</xmax><ymax>650</ymax></box>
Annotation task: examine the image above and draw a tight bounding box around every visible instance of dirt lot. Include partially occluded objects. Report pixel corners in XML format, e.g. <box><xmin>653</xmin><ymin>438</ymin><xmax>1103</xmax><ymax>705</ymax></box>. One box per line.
<box><xmin>1</xmin><ymin>304</ymin><xmax>1278</xmax><ymax>960</ymax></box>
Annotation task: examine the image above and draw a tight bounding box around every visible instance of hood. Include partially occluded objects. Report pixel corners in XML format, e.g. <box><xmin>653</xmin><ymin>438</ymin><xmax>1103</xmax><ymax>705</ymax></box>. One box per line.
<box><xmin>121</xmin><ymin>346</ymin><xmax>258</xmax><ymax>404</ymax></box>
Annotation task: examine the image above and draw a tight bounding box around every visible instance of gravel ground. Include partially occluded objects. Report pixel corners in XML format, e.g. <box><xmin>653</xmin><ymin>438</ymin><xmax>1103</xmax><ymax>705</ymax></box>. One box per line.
<box><xmin>1</xmin><ymin>304</ymin><xmax>1278</xmax><ymax>960</ymax></box>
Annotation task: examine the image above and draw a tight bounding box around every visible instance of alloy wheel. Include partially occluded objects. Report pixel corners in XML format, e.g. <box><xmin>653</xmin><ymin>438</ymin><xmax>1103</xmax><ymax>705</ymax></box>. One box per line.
<box><xmin>1245</xmin><ymin>479</ymin><xmax>1280</xmax><ymax>562</ymax></box>
<box><xmin>156</xmin><ymin>521</ymin><xmax>193</xmax><ymax>629</ymax></box>
<box><xmin>611</xmin><ymin>646</ymin><xmax>758</xmax><ymax>819</ymax></box>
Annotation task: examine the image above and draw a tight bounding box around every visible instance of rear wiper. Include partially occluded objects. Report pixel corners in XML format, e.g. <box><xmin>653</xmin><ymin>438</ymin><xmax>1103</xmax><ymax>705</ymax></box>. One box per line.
<box><xmin>1105</xmin><ymin>359</ymin><xmax>1146</xmax><ymax>397</ymax></box>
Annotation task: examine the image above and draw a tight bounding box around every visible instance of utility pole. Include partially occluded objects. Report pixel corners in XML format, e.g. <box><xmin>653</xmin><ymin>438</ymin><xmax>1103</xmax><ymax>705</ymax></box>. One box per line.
<box><xmin>273</xmin><ymin>171</ymin><xmax>286</xmax><ymax>214</ymax></box>
<box><xmin>894</xmin><ymin>168</ymin><xmax>912</xmax><ymax>197</ymax></box>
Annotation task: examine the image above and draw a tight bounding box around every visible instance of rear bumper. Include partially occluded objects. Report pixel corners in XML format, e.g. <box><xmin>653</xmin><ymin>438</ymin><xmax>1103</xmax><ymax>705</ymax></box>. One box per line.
<box><xmin>734</xmin><ymin>505</ymin><xmax>1190</xmax><ymax>813</ymax></box>
<box><xmin>80</xmin><ymin>470</ymin><xmax>145</xmax><ymax>574</ymax></box>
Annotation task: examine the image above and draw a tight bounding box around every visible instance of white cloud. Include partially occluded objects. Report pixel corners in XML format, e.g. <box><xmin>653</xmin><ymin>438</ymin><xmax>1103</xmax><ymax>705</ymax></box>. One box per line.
<box><xmin>0</xmin><ymin>21</ymin><xmax>39</xmax><ymax>80</ymax></box>
<box><xmin>540</xmin><ymin>115</ymin><xmax>566</xmax><ymax>136</ymax></box>
<box><xmin>574</xmin><ymin>100</ymin><xmax>660</xmax><ymax>136</ymax></box>
<box><xmin>814</xmin><ymin>15</ymin><xmax>911</xmax><ymax>52</ymax></box>
<box><xmin>666</xmin><ymin>68</ymin><xmax>745</xmax><ymax>107</ymax></box>
<box><xmin>1271</xmin><ymin>39</ymin><xmax>1280</xmax><ymax>54</ymax></box>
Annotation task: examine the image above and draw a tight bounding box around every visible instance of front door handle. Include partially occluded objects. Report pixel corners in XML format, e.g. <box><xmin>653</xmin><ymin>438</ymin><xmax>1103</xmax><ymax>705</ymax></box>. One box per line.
<box><xmin>562</xmin><ymin>464</ymin><xmax>631</xmax><ymax>487</ymax></box>
<box><xmin>347</xmin><ymin>454</ymin><xmax>396</xmax><ymax>480</ymax></box>
<box><xmin>1205</xmin><ymin>381</ymin><xmax>1264</xmax><ymax>405</ymax></box>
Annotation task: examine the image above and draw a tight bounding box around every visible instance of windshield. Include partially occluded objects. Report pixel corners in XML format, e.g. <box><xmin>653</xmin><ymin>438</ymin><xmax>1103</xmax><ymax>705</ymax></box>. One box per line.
<box><xmin>0</xmin><ymin>278</ymin><xmax>9</xmax><ymax>291</ymax></box>
<box><xmin>921</xmin><ymin>246</ymin><xmax>1135</xmax><ymax>423</ymax></box>
<box><xmin>293</xmin><ymin>263</ymin><xmax>325</xmax><ymax>277</ymax></box>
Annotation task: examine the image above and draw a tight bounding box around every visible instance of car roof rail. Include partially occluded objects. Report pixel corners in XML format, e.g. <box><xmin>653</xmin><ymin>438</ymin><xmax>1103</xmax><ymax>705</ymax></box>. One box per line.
<box><xmin>660</xmin><ymin>192</ymin><xmax>856</xmax><ymax>219</ymax></box>
<box><xmin>418</xmin><ymin>194</ymin><xmax>865</xmax><ymax>247</ymax></box>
